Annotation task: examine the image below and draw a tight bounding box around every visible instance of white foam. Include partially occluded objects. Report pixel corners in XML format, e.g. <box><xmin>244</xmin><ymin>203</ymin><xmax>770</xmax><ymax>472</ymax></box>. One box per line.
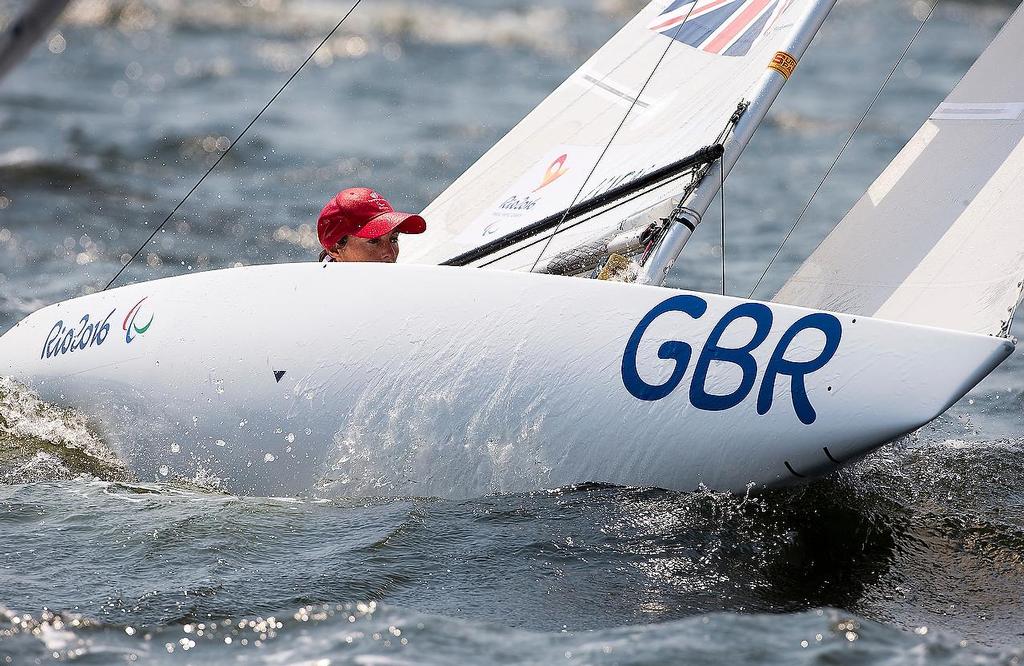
<box><xmin>0</xmin><ymin>377</ymin><xmax>129</xmax><ymax>481</ymax></box>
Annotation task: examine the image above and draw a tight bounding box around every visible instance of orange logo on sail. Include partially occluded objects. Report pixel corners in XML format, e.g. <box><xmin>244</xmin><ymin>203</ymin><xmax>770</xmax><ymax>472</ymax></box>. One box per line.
<box><xmin>535</xmin><ymin>154</ymin><xmax>569</xmax><ymax>191</ymax></box>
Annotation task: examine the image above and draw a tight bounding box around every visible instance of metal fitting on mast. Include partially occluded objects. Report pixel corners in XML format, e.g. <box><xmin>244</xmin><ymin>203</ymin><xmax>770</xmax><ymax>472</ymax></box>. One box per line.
<box><xmin>636</xmin><ymin>205</ymin><xmax>701</xmax><ymax>285</ymax></box>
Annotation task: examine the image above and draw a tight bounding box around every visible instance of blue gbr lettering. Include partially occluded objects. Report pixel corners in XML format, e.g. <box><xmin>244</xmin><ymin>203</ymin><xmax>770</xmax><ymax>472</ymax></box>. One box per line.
<box><xmin>620</xmin><ymin>295</ymin><xmax>706</xmax><ymax>401</ymax></box>
<box><xmin>621</xmin><ymin>296</ymin><xmax>842</xmax><ymax>424</ymax></box>
<box><xmin>689</xmin><ymin>303</ymin><xmax>772</xmax><ymax>412</ymax></box>
<box><xmin>758</xmin><ymin>313</ymin><xmax>842</xmax><ymax>425</ymax></box>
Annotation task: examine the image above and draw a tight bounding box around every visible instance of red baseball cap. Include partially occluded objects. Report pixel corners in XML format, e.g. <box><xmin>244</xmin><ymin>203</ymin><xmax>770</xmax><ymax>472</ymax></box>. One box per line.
<box><xmin>317</xmin><ymin>187</ymin><xmax>427</xmax><ymax>250</ymax></box>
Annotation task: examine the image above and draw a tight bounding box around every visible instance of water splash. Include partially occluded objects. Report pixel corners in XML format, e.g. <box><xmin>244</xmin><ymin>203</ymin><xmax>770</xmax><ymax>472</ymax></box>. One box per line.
<box><xmin>0</xmin><ymin>377</ymin><xmax>132</xmax><ymax>483</ymax></box>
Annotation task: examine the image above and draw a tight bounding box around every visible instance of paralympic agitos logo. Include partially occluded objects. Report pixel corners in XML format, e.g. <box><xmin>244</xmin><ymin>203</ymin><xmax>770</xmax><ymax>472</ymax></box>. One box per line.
<box><xmin>40</xmin><ymin>297</ymin><xmax>155</xmax><ymax>360</ymax></box>
<box><xmin>123</xmin><ymin>297</ymin><xmax>154</xmax><ymax>344</ymax></box>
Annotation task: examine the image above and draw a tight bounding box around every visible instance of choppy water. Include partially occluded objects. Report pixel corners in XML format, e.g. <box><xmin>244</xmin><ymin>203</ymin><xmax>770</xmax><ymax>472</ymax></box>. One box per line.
<box><xmin>2</xmin><ymin>0</ymin><xmax>1024</xmax><ymax>662</ymax></box>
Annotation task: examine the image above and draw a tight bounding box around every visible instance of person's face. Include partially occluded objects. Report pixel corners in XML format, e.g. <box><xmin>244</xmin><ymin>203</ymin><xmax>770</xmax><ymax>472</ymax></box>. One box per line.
<box><xmin>328</xmin><ymin>231</ymin><xmax>401</xmax><ymax>263</ymax></box>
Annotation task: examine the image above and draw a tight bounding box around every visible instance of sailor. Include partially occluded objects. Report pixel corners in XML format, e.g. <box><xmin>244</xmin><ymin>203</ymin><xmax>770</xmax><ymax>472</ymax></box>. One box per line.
<box><xmin>317</xmin><ymin>187</ymin><xmax>427</xmax><ymax>263</ymax></box>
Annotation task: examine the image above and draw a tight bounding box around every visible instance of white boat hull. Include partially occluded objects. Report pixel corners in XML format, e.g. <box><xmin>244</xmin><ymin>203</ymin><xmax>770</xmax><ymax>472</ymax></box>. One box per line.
<box><xmin>0</xmin><ymin>263</ymin><xmax>1013</xmax><ymax>497</ymax></box>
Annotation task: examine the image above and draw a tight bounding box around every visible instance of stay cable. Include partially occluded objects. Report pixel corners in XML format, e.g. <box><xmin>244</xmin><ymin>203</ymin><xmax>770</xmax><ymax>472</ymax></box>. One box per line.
<box><xmin>747</xmin><ymin>0</ymin><xmax>940</xmax><ymax>299</ymax></box>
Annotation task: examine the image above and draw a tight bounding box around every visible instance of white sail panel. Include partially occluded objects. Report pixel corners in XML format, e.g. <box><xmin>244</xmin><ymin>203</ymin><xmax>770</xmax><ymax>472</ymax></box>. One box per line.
<box><xmin>775</xmin><ymin>6</ymin><xmax>1024</xmax><ymax>337</ymax></box>
<box><xmin>402</xmin><ymin>0</ymin><xmax>833</xmax><ymax>269</ymax></box>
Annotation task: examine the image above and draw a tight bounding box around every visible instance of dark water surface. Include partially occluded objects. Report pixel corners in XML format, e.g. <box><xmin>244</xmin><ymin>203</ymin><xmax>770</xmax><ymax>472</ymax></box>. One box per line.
<box><xmin>2</xmin><ymin>0</ymin><xmax>1024</xmax><ymax>663</ymax></box>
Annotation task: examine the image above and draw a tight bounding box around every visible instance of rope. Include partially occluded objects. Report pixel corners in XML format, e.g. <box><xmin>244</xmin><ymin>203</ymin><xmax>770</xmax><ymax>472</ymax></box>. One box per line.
<box><xmin>103</xmin><ymin>0</ymin><xmax>366</xmax><ymax>291</ymax></box>
<box><xmin>747</xmin><ymin>0</ymin><xmax>940</xmax><ymax>299</ymax></box>
<box><xmin>528</xmin><ymin>2</ymin><xmax>699</xmax><ymax>272</ymax></box>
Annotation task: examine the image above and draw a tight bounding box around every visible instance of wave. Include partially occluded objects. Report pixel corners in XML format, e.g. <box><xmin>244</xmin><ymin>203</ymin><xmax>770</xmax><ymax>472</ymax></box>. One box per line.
<box><xmin>842</xmin><ymin>435</ymin><xmax>1024</xmax><ymax>563</ymax></box>
<box><xmin>0</xmin><ymin>432</ymin><xmax>1020</xmax><ymax>648</ymax></box>
<box><xmin>1</xmin><ymin>602</ymin><xmax>1018</xmax><ymax>665</ymax></box>
<box><xmin>0</xmin><ymin>148</ymin><xmax>98</xmax><ymax>190</ymax></box>
<box><xmin>0</xmin><ymin>377</ymin><xmax>132</xmax><ymax>483</ymax></box>
<box><xmin>52</xmin><ymin>0</ymin><xmax>575</xmax><ymax>54</ymax></box>
<box><xmin>0</xmin><ymin>379</ymin><xmax>237</xmax><ymax>489</ymax></box>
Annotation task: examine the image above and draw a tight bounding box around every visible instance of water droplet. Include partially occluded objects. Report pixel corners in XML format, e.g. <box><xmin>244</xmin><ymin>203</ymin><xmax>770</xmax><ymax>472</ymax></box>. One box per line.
<box><xmin>264</xmin><ymin>453</ymin><xmax>276</xmax><ymax>463</ymax></box>
<box><xmin>170</xmin><ymin>443</ymin><xmax>180</xmax><ymax>453</ymax></box>
<box><xmin>159</xmin><ymin>465</ymin><xmax>169</xmax><ymax>476</ymax></box>
<box><xmin>47</xmin><ymin>33</ymin><xmax>66</xmax><ymax>55</ymax></box>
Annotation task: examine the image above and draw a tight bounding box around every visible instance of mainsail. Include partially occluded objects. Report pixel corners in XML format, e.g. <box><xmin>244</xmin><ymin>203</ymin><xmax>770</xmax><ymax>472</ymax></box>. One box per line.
<box><xmin>402</xmin><ymin>0</ymin><xmax>837</xmax><ymax>272</ymax></box>
<box><xmin>0</xmin><ymin>0</ymin><xmax>73</xmax><ymax>83</ymax></box>
<box><xmin>776</xmin><ymin>5</ymin><xmax>1024</xmax><ymax>337</ymax></box>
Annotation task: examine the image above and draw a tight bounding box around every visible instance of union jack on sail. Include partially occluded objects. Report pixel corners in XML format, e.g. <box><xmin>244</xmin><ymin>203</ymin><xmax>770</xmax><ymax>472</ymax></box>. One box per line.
<box><xmin>649</xmin><ymin>0</ymin><xmax>784</xmax><ymax>56</ymax></box>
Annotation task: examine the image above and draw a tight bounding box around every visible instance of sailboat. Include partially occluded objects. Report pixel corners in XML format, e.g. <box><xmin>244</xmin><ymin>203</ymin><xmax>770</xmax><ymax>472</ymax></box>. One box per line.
<box><xmin>1</xmin><ymin>0</ymin><xmax>1021</xmax><ymax>498</ymax></box>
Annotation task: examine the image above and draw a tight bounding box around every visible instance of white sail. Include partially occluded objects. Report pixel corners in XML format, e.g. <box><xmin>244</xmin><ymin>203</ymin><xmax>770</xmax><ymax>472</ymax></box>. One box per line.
<box><xmin>0</xmin><ymin>0</ymin><xmax>73</xmax><ymax>82</ymax></box>
<box><xmin>776</xmin><ymin>5</ymin><xmax>1024</xmax><ymax>337</ymax></box>
<box><xmin>402</xmin><ymin>0</ymin><xmax>837</xmax><ymax>271</ymax></box>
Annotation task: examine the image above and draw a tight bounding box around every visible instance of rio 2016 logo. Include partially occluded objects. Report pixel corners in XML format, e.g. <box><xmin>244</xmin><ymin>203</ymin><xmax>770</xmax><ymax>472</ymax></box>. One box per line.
<box><xmin>621</xmin><ymin>295</ymin><xmax>842</xmax><ymax>425</ymax></box>
<box><xmin>40</xmin><ymin>297</ymin><xmax>154</xmax><ymax>360</ymax></box>
<box><xmin>41</xmin><ymin>310</ymin><xmax>116</xmax><ymax>359</ymax></box>
<box><xmin>123</xmin><ymin>297</ymin><xmax>154</xmax><ymax>344</ymax></box>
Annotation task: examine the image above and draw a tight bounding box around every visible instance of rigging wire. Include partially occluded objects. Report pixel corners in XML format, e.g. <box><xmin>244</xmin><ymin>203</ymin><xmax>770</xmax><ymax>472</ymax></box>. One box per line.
<box><xmin>746</xmin><ymin>0</ymin><xmax>940</xmax><ymax>300</ymax></box>
<box><xmin>103</xmin><ymin>0</ymin><xmax>366</xmax><ymax>291</ymax></box>
<box><xmin>528</xmin><ymin>2</ymin><xmax>699</xmax><ymax>273</ymax></box>
<box><xmin>720</xmin><ymin>152</ymin><xmax>727</xmax><ymax>295</ymax></box>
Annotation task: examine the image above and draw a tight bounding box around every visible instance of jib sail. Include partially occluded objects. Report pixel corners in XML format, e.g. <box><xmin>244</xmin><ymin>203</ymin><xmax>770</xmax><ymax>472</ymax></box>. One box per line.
<box><xmin>402</xmin><ymin>0</ymin><xmax>837</xmax><ymax>275</ymax></box>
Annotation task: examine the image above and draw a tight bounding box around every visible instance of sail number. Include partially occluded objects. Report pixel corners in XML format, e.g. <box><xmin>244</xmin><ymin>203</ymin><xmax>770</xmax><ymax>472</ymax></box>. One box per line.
<box><xmin>622</xmin><ymin>296</ymin><xmax>842</xmax><ymax>425</ymax></box>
